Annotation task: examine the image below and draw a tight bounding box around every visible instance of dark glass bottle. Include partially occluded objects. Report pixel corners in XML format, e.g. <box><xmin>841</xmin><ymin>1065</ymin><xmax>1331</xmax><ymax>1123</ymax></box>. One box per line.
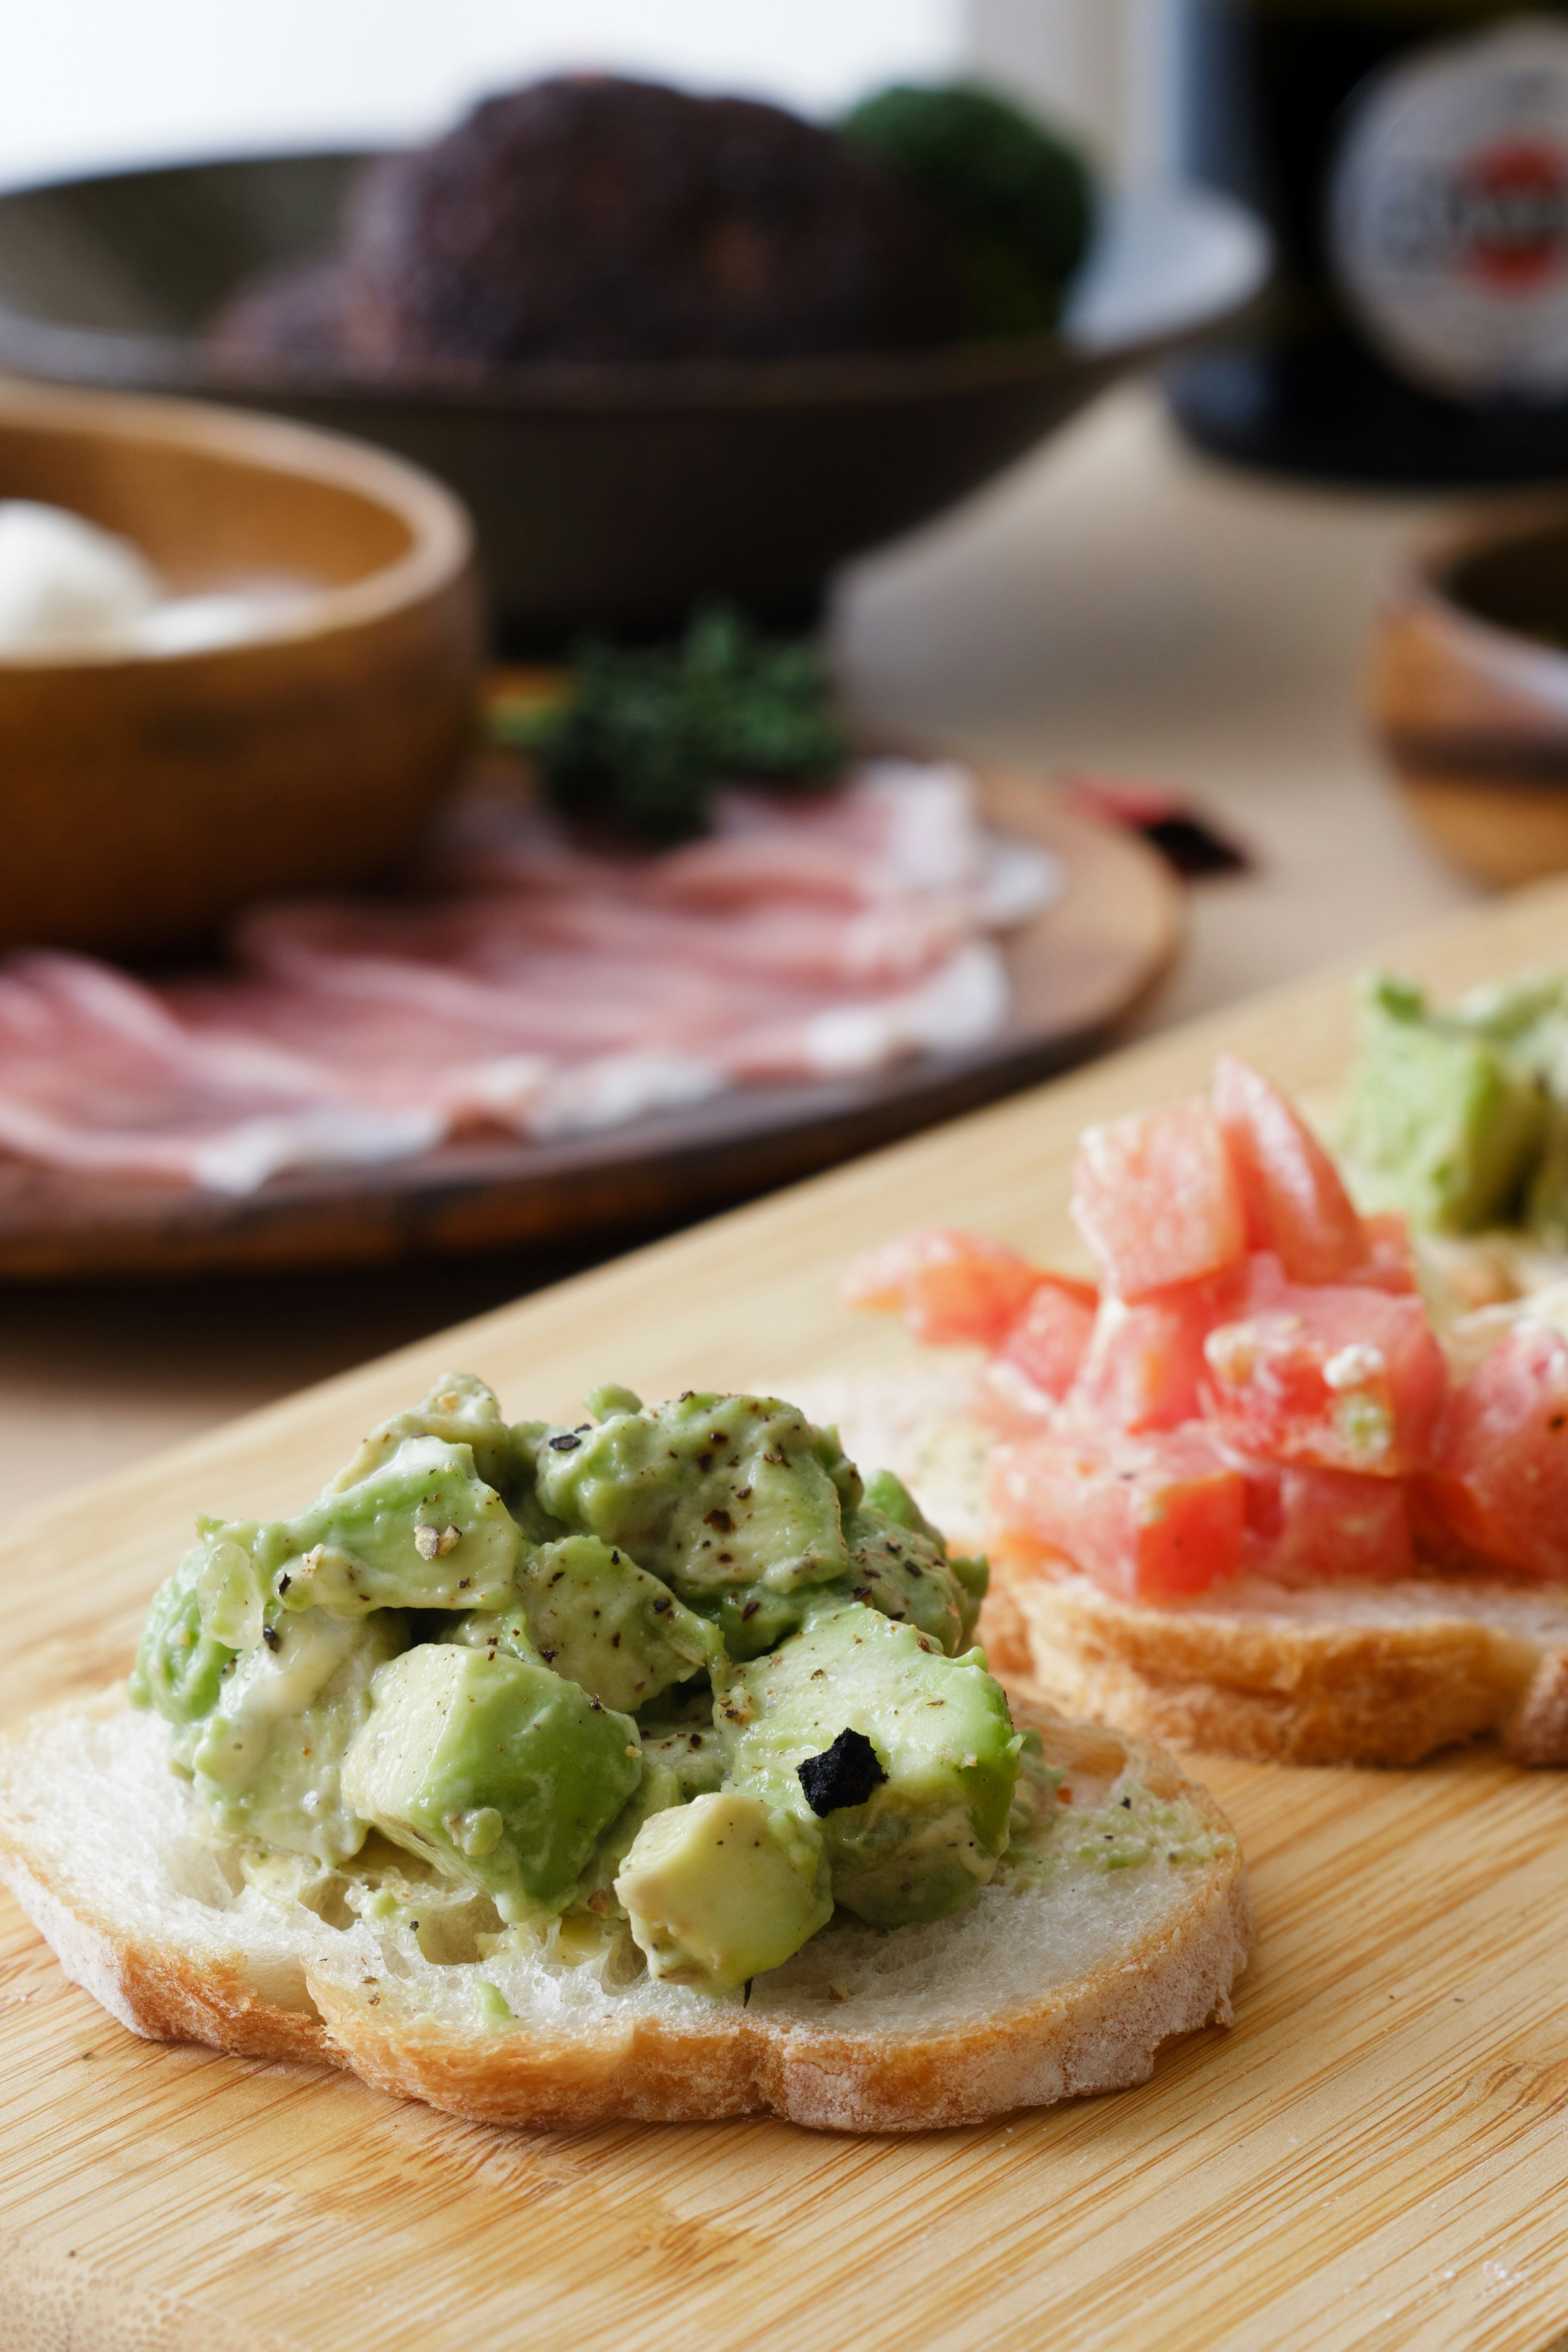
<box><xmin>1167</xmin><ymin>0</ymin><xmax>1568</xmax><ymax>482</ymax></box>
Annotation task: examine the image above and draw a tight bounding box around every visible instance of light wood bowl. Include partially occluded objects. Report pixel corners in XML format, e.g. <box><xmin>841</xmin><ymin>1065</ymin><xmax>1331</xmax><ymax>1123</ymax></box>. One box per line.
<box><xmin>0</xmin><ymin>376</ymin><xmax>480</xmax><ymax>955</ymax></box>
<box><xmin>1369</xmin><ymin>499</ymin><xmax>1568</xmax><ymax>888</ymax></box>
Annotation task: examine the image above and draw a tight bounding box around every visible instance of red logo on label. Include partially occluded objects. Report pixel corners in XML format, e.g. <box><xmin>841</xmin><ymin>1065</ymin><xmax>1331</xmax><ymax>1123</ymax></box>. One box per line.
<box><xmin>1455</xmin><ymin>139</ymin><xmax>1568</xmax><ymax>288</ymax></box>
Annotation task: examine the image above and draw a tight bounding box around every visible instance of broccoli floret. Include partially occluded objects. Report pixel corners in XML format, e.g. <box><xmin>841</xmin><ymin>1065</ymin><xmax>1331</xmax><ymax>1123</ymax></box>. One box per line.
<box><xmin>840</xmin><ymin>81</ymin><xmax>1094</xmax><ymax>339</ymax></box>
<box><xmin>492</xmin><ymin>603</ymin><xmax>849</xmax><ymax>842</ymax></box>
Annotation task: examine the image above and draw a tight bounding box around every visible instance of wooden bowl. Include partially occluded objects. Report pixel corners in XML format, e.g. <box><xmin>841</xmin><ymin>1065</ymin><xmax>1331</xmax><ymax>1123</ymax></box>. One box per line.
<box><xmin>1369</xmin><ymin>500</ymin><xmax>1568</xmax><ymax>887</ymax></box>
<box><xmin>0</xmin><ymin>154</ymin><xmax>1267</xmax><ymax>644</ymax></box>
<box><xmin>0</xmin><ymin>376</ymin><xmax>480</xmax><ymax>957</ymax></box>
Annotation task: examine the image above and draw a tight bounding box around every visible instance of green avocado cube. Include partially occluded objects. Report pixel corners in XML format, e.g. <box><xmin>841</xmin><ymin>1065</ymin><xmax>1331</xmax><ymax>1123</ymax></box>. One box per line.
<box><xmin>260</xmin><ymin>1434</ymin><xmax>520</xmax><ymax>1616</ymax></box>
<box><xmin>844</xmin><ymin>1475</ymin><xmax>978</xmax><ymax>1655</ymax></box>
<box><xmin>340</xmin><ymin>1642</ymin><xmax>642</xmax><ymax>1922</ymax></box>
<box><xmin>189</xmin><ymin>1606</ymin><xmax>408</xmax><ymax>1866</ymax></box>
<box><xmin>614</xmin><ymin>1789</ymin><xmax>832</xmax><ymax>1992</ymax></box>
<box><xmin>1341</xmin><ymin>974</ymin><xmax>1549</xmax><ymax>1232</ymax></box>
<box><xmin>530</xmin><ymin>1392</ymin><xmax>849</xmax><ymax>1604</ymax></box>
<box><xmin>481</xmin><ymin>1535</ymin><xmax>724</xmax><ymax>1713</ymax></box>
<box><xmin>130</xmin><ymin>1546</ymin><xmax>237</xmax><ymax>1726</ymax></box>
<box><xmin>718</xmin><ymin>1602</ymin><xmax>1020</xmax><ymax>1929</ymax></box>
<box><xmin>327</xmin><ymin>1373</ymin><xmax>519</xmax><ymax>1502</ymax></box>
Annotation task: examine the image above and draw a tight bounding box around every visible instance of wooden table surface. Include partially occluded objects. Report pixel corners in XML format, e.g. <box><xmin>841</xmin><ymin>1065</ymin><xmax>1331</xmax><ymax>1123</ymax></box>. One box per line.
<box><xmin>0</xmin><ymin>385</ymin><xmax>1488</xmax><ymax>1515</ymax></box>
<box><xmin>6</xmin><ymin>875</ymin><xmax>1568</xmax><ymax>2352</ymax></box>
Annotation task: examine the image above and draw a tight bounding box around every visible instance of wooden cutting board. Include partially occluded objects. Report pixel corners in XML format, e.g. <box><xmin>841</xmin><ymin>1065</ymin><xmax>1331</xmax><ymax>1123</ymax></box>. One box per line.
<box><xmin>6</xmin><ymin>878</ymin><xmax>1568</xmax><ymax>2352</ymax></box>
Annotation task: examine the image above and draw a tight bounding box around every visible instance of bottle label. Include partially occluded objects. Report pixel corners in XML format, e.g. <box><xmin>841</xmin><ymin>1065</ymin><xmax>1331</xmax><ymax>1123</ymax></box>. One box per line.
<box><xmin>1329</xmin><ymin>17</ymin><xmax>1568</xmax><ymax>400</ymax></box>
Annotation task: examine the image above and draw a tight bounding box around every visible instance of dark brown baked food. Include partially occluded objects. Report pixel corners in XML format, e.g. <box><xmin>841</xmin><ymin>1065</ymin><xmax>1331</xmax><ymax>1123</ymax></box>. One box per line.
<box><xmin>210</xmin><ymin>74</ymin><xmax>967</xmax><ymax>369</ymax></box>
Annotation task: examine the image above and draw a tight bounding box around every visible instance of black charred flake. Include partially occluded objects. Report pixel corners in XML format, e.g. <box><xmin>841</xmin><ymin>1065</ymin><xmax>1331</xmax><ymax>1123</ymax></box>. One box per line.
<box><xmin>548</xmin><ymin>1433</ymin><xmax>582</xmax><ymax>1452</ymax></box>
<box><xmin>262</xmin><ymin>1625</ymin><xmax>281</xmax><ymax>1653</ymax></box>
<box><xmin>797</xmin><ymin>1729</ymin><xmax>886</xmax><ymax>1817</ymax></box>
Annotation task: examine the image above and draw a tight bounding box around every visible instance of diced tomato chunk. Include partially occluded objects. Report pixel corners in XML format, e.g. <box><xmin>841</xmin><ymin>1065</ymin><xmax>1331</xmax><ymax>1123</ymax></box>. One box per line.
<box><xmin>1350</xmin><ymin>1210</ymin><xmax>1418</xmax><ymax>1295</ymax></box>
<box><xmin>1212</xmin><ymin>1052</ymin><xmax>1367</xmax><ymax>1284</ymax></box>
<box><xmin>986</xmin><ymin>1426</ymin><xmax>1245</xmax><ymax>1601</ymax></box>
<box><xmin>1237</xmin><ymin>1458</ymin><xmax>1414</xmax><ymax>1582</ymax></box>
<box><xmin>1414</xmin><ymin>1326</ymin><xmax>1568</xmax><ymax>1580</ymax></box>
<box><xmin>984</xmin><ymin>1278</ymin><xmax>1099</xmax><ymax>1415</ymax></box>
<box><xmin>1071</xmin><ymin>1096</ymin><xmax>1246</xmax><ymax>1302</ymax></box>
<box><xmin>1061</xmin><ymin>1269</ymin><xmax>1243</xmax><ymax>1434</ymax></box>
<box><xmin>841</xmin><ymin>1228</ymin><xmax>1059</xmax><ymax>1347</ymax></box>
<box><xmin>1200</xmin><ymin>1270</ymin><xmax>1446</xmax><ymax>1477</ymax></box>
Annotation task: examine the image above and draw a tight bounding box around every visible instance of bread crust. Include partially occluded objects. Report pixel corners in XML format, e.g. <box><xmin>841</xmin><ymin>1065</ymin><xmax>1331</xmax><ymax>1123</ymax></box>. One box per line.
<box><xmin>0</xmin><ymin>1693</ymin><xmax>1250</xmax><ymax>2135</ymax></box>
<box><xmin>988</xmin><ymin>1549</ymin><xmax>1568</xmax><ymax>1769</ymax></box>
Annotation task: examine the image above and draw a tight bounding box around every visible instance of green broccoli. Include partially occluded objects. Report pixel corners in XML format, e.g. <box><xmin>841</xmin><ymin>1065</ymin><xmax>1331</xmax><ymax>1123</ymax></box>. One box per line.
<box><xmin>491</xmin><ymin>604</ymin><xmax>850</xmax><ymax>843</ymax></box>
<box><xmin>840</xmin><ymin>81</ymin><xmax>1094</xmax><ymax>339</ymax></box>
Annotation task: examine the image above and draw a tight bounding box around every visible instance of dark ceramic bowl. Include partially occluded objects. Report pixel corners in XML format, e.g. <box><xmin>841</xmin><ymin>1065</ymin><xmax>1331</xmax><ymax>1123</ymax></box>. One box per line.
<box><xmin>0</xmin><ymin>151</ymin><xmax>1267</xmax><ymax>643</ymax></box>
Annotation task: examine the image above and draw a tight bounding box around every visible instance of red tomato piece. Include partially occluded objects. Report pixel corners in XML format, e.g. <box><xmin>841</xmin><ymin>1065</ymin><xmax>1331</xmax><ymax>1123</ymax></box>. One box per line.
<box><xmin>984</xmin><ymin>1279</ymin><xmax>1099</xmax><ymax>1415</ymax></box>
<box><xmin>1061</xmin><ymin>1268</ymin><xmax>1244</xmax><ymax>1434</ymax></box>
<box><xmin>1200</xmin><ymin>1270</ymin><xmax>1446</xmax><ymax>1477</ymax></box>
<box><xmin>840</xmin><ymin>1228</ymin><xmax>1057</xmax><ymax>1347</ymax></box>
<box><xmin>1237</xmin><ymin>1458</ymin><xmax>1414</xmax><ymax>1582</ymax></box>
<box><xmin>1212</xmin><ymin>1052</ymin><xmax>1366</xmax><ymax>1284</ymax></box>
<box><xmin>1071</xmin><ymin>1096</ymin><xmax>1246</xmax><ymax>1301</ymax></box>
<box><xmin>1350</xmin><ymin>1209</ymin><xmax>1418</xmax><ymax>1296</ymax></box>
<box><xmin>1415</xmin><ymin>1326</ymin><xmax>1568</xmax><ymax>1580</ymax></box>
<box><xmin>986</xmin><ymin>1426</ymin><xmax>1245</xmax><ymax>1601</ymax></box>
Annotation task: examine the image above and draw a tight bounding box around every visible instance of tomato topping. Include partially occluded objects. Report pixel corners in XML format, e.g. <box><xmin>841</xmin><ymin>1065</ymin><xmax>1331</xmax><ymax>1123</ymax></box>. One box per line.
<box><xmin>1238</xmin><ymin>1458</ymin><xmax>1414</xmax><ymax>1581</ymax></box>
<box><xmin>1212</xmin><ymin>1052</ymin><xmax>1367</xmax><ymax>1284</ymax></box>
<box><xmin>1350</xmin><ymin>1209</ymin><xmax>1418</xmax><ymax>1295</ymax></box>
<box><xmin>984</xmin><ymin>1278</ymin><xmax>1099</xmax><ymax>1417</ymax></box>
<box><xmin>1061</xmin><ymin>1268</ymin><xmax>1243</xmax><ymax>1434</ymax></box>
<box><xmin>1071</xmin><ymin>1096</ymin><xmax>1247</xmax><ymax>1301</ymax></box>
<box><xmin>1200</xmin><ymin>1266</ymin><xmax>1446</xmax><ymax>1477</ymax></box>
<box><xmin>986</xmin><ymin>1426</ymin><xmax>1245</xmax><ymax>1601</ymax></box>
<box><xmin>841</xmin><ymin>1227</ymin><xmax>1056</xmax><ymax>1346</ymax></box>
<box><xmin>1415</xmin><ymin>1325</ymin><xmax>1568</xmax><ymax>1580</ymax></box>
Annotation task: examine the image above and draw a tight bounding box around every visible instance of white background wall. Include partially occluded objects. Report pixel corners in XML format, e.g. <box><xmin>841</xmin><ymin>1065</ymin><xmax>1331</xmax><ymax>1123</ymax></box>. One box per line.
<box><xmin>0</xmin><ymin>0</ymin><xmax>1159</xmax><ymax>193</ymax></box>
<box><xmin>0</xmin><ymin>3</ymin><xmax>962</xmax><ymax>187</ymax></box>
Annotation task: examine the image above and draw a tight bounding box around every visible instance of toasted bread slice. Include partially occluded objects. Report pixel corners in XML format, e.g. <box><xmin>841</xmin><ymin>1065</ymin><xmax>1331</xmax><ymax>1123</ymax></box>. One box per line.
<box><xmin>806</xmin><ymin>1362</ymin><xmax>1568</xmax><ymax>1770</ymax></box>
<box><xmin>0</xmin><ymin>1685</ymin><xmax>1250</xmax><ymax>2134</ymax></box>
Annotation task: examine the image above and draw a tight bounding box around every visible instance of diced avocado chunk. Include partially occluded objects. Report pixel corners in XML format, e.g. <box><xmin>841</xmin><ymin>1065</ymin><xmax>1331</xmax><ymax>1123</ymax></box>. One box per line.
<box><xmin>131</xmin><ymin>1546</ymin><xmax>236</xmax><ymax>1725</ymax></box>
<box><xmin>1530</xmin><ymin>1109</ymin><xmax>1568</xmax><ymax>1245</ymax></box>
<box><xmin>844</xmin><ymin>1474</ymin><xmax>980</xmax><ymax>1654</ymax></box>
<box><xmin>340</xmin><ymin>1642</ymin><xmax>641</xmax><ymax>1923</ymax></box>
<box><xmin>718</xmin><ymin>1602</ymin><xmax>1020</xmax><ymax>1929</ymax></box>
<box><xmin>189</xmin><ymin>1607</ymin><xmax>407</xmax><ymax>1866</ymax></box>
<box><xmin>572</xmin><ymin>1759</ymin><xmax>686</xmax><ymax>1915</ymax></box>
<box><xmin>328</xmin><ymin>1373</ymin><xmax>519</xmax><ymax>1501</ymax></box>
<box><xmin>529</xmin><ymin>1390</ymin><xmax>850</xmax><ymax>1604</ymax></box>
<box><xmin>639</xmin><ymin>1720</ymin><xmax>728</xmax><ymax>1798</ymax></box>
<box><xmin>1341</xmin><ymin>973</ymin><xmax>1548</xmax><ymax>1232</ymax></box>
<box><xmin>614</xmin><ymin>1789</ymin><xmax>832</xmax><ymax>1993</ymax></box>
<box><xmin>452</xmin><ymin>1534</ymin><xmax>722</xmax><ymax>1713</ymax></box>
<box><xmin>248</xmin><ymin>1433</ymin><xmax>520</xmax><ymax>1616</ymax></box>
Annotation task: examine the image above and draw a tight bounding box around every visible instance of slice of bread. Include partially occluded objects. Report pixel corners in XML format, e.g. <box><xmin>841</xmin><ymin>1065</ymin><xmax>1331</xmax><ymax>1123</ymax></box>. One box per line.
<box><xmin>0</xmin><ymin>1683</ymin><xmax>1250</xmax><ymax>2134</ymax></box>
<box><xmin>805</xmin><ymin>1362</ymin><xmax>1568</xmax><ymax>1770</ymax></box>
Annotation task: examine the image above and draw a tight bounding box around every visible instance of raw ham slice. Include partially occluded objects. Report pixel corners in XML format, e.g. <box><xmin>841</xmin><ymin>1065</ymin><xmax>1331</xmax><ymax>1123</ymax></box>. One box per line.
<box><xmin>0</xmin><ymin>761</ymin><xmax>1056</xmax><ymax>1192</ymax></box>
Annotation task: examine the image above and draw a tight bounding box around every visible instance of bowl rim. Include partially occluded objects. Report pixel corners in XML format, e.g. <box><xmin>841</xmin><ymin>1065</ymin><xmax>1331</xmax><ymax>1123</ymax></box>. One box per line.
<box><xmin>0</xmin><ymin>372</ymin><xmax>474</xmax><ymax>670</ymax></box>
<box><xmin>0</xmin><ymin>148</ymin><xmax>1263</xmax><ymax>416</ymax></box>
<box><xmin>1391</xmin><ymin>492</ymin><xmax>1568</xmax><ymax>687</ymax></box>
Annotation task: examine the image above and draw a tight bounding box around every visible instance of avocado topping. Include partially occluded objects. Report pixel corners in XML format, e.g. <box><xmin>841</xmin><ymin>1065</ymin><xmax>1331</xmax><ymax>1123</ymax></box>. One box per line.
<box><xmin>130</xmin><ymin>1373</ymin><xmax>1018</xmax><ymax>1996</ymax></box>
<box><xmin>1340</xmin><ymin>971</ymin><xmax>1560</xmax><ymax>1234</ymax></box>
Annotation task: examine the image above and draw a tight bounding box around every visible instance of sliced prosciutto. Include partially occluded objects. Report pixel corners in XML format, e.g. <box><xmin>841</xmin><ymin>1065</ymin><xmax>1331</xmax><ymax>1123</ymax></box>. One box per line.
<box><xmin>0</xmin><ymin>761</ymin><xmax>1054</xmax><ymax>1194</ymax></box>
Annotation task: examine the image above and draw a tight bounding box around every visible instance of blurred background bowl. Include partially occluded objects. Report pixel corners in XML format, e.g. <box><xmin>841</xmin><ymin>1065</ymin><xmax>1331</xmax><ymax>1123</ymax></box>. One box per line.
<box><xmin>1369</xmin><ymin>501</ymin><xmax>1568</xmax><ymax>890</ymax></box>
<box><xmin>0</xmin><ymin>151</ymin><xmax>1268</xmax><ymax>645</ymax></box>
<box><xmin>0</xmin><ymin>375</ymin><xmax>479</xmax><ymax>957</ymax></box>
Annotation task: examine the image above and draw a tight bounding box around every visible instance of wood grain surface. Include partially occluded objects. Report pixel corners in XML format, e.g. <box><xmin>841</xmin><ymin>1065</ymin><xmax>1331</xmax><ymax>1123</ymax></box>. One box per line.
<box><xmin>0</xmin><ymin>769</ymin><xmax>1179</xmax><ymax>1280</ymax></box>
<box><xmin>5</xmin><ymin>878</ymin><xmax>1568</xmax><ymax>2352</ymax></box>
